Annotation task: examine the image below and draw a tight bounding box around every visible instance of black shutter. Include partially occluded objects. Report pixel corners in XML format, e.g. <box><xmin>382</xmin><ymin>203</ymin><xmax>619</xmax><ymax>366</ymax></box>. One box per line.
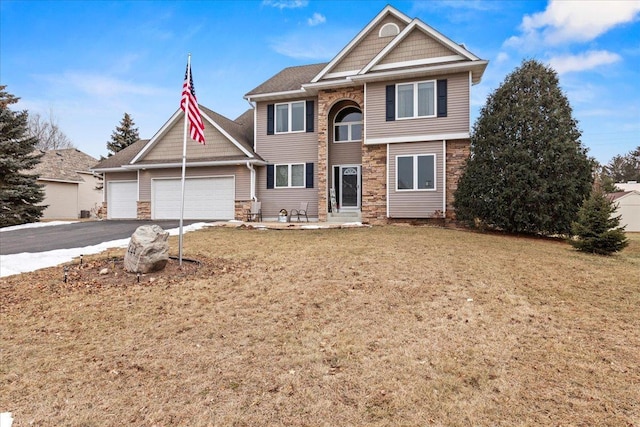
<box><xmin>306</xmin><ymin>100</ymin><xmax>314</xmax><ymax>133</ymax></box>
<box><xmin>386</xmin><ymin>85</ymin><xmax>395</xmax><ymax>121</ymax></box>
<box><xmin>267</xmin><ymin>104</ymin><xmax>274</xmax><ymax>135</ymax></box>
<box><xmin>305</xmin><ymin>162</ymin><xmax>314</xmax><ymax>188</ymax></box>
<box><xmin>437</xmin><ymin>79</ymin><xmax>447</xmax><ymax>118</ymax></box>
<box><xmin>266</xmin><ymin>164</ymin><xmax>274</xmax><ymax>189</ymax></box>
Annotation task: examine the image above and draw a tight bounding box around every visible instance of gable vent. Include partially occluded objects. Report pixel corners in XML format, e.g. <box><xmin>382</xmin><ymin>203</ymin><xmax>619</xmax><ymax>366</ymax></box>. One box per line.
<box><xmin>379</xmin><ymin>23</ymin><xmax>399</xmax><ymax>38</ymax></box>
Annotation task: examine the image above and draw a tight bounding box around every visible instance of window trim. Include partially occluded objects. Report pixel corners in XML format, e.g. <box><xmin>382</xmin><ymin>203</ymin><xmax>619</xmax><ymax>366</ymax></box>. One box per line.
<box><xmin>275</xmin><ymin>101</ymin><xmax>306</xmax><ymax>134</ymax></box>
<box><xmin>333</xmin><ymin>106</ymin><xmax>363</xmax><ymax>143</ymax></box>
<box><xmin>395</xmin><ymin>80</ymin><xmax>437</xmax><ymax>120</ymax></box>
<box><xmin>395</xmin><ymin>154</ymin><xmax>437</xmax><ymax>192</ymax></box>
<box><xmin>274</xmin><ymin>163</ymin><xmax>306</xmax><ymax>188</ymax></box>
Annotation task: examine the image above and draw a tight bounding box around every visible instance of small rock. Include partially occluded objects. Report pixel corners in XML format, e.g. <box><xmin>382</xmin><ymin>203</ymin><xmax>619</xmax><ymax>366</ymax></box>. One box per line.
<box><xmin>99</xmin><ymin>268</ymin><xmax>109</xmax><ymax>275</ymax></box>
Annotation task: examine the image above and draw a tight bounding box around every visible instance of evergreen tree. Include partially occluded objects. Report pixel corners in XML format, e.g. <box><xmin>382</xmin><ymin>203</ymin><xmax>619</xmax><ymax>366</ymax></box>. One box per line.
<box><xmin>604</xmin><ymin>146</ymin><xmax>640</xmax><ymax>183</ymax></box>
<box><xmin>570</xmin><ymin>189</ymin><xmax>628</xmax><ymax>255</ymax></box>
<box><xmin>0</xmin><ymin>85</ymin><xmax>46</xmax><ymax>227</ymax></box>
<box><xmin>454</xmin><ymin>59</ymin><xmax>592</xmax><ymax>236</ymax></box>
<box><xmin>106</xmin><ymin>112</ymin><xmax>139</xmax><ymax>156</ymax></box>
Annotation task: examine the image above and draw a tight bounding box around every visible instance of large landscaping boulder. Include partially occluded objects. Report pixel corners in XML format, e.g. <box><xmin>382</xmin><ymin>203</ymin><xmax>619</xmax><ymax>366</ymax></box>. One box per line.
<box><xmin>124</xmin><ymin>225</ymin><xmax>169</xmax><ymax>273</ymax></box>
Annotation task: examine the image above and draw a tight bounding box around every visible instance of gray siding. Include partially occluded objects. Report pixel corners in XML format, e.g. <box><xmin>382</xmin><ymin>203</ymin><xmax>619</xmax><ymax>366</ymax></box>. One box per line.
<box><xmin>388</xmin><ymin>141</ymin><xmax>444</xmax><ymax>218</ymax></box>
<box><xmin>255</xmin><ymin>99</ymin><xmax>318</xmax><ymax>163</ymax></box>
<box><xmin>143</xmin><ymin>119</ymin><xmax>244</xmax><ymax>162</ymax></box>
<box><xmin>365</xmin><ymin>72</ymin><xmax>470</xmax><ymax>140</ymax></box>
<box><xmin>254</xmin><ymin>98</ymin><xmax>319</xmax><ymax>218</ymax></box>
<box><xmin>380</xmin><ymin>28</ymin><xmax>457</xmax><ymax>65</ymax></box>
<box><xmin>330</xmin><ymin>15</ymin><xmax>407</xmax><ymax>74</ymax></box>
<box><xmin>255</xmin><ymin>166</ymin><xmax>319</xmax><ymax>220</ymax></box>
<box><xmin>138</xmin><ymin>166</ymin><xmax>251</xmax><ymax>202</ymax></box>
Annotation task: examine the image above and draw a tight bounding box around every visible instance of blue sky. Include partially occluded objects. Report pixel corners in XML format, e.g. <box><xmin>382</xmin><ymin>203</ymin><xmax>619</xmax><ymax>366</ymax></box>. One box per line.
<box><xmin>1</xmin><ymin>0</ymin><xmax>639</xmax><ymax>165</ymax></box>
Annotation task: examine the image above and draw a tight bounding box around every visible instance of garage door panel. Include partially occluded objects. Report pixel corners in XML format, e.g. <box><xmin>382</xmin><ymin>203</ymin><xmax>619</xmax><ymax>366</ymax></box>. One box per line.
<box><xmin>108</xmin><ymin>181</ymin><xmax>137</xmax><ymax>219</ymax></box>
<box><xmin>153</xmin><ymin>177</ymin><xmax>234</xmax><ymax>220</ymax></box>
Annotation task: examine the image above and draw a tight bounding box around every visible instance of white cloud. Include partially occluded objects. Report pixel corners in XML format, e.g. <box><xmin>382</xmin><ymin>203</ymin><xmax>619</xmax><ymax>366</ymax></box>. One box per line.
<box><xmin>549</xmin><ymin>50</ymin><xmax>622</xmax><ymax>74</ymax></box>
<box><xmin>269</xmin><ymin>28</ymin><xmax>353</xmax><ymax>60</ymax></box>
<box><xmin>262</xmin><ymin>0</ymin><xmax>308</xmax><ymax>9</ymax></box>
<box><xmin>512</xmin><ymin>0</ymin><xmax>640</xmax><ymax>47</ymax></box>
<box><xmin>307</xmin><ymin>12</ymin><xmax>326</xmax><ymax>26</ymax></box>
<box><xmin>496</xmin><ymin>52</ymin><xmax>509</xmax><ymax>63</ymax></box>
<box><xmin>36</xmin><ymin>72</ymin><xmax>166</xmax><ymax>98</ymax></box>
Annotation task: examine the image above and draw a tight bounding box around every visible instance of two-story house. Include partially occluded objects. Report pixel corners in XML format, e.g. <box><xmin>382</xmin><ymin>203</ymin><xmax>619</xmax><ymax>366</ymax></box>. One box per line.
<box><xmin>93</xmin><ymin>5</ymin><xmax>487</xmax><ymax>224</ymax></box>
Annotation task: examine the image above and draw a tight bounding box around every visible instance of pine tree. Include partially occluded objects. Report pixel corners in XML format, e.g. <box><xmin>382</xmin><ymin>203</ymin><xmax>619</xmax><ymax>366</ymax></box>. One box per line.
<box><xmin>454</xmin><ymin>59</ymin><xmax>593</xmax><ymax>236</ymax></box>
<box><xmin>570</xmin><ymin>190</ymin><xmax>628</xmax><ymax>255</ymax></box>
<box><xmin>0</xmin><ymin>85</ymin><xmax>46</xmax><ymax>227</ymax></box>
<box><xmin>106</xmin><ymin>112</ymin><xmax>139</xmax><ymax>156</ymax></box>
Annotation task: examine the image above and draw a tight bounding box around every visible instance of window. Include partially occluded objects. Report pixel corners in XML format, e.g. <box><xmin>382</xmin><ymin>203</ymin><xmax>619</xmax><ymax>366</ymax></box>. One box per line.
<box><xmin>396</xmin><ymin>154</ymin><xmax>435</xmax><ymax>191</ymax></box>
<box><xmin>379</xmin><ymin>22</ymin><xmax>400</xmax><ymax>37</ymax></box>
<box><xmin>396</xmin><ymin>81</ymin><xmax>435</xmax><ymax>119</ymax></box>
<box><xmin>334</xmin><ymin>107</ymin><xmax>362</xmax><ymax>142</ymax></box>
<box><xmin>275</xmin><ymin>163</ymin><xmax>305</xmax><ymax>188</ymax></box>
<box><xmin>275</xmin><ymin>101</ymin><xmax>305</xmax><ymax>133</ymax></box>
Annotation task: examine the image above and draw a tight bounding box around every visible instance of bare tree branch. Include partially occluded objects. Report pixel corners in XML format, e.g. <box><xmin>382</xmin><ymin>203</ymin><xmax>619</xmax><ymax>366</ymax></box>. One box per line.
<box><xmin>27</xmin><ymin>109</ymin><xmax>75</xmax><ymax>151</ymax></box>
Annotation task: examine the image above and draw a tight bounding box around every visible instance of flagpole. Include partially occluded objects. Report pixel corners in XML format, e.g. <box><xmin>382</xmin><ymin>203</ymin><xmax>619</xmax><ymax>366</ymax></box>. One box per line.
<box><xmin>179</xmin><ymin>54</ymin><xmax>191</xmax><ymax>266</ymax></box>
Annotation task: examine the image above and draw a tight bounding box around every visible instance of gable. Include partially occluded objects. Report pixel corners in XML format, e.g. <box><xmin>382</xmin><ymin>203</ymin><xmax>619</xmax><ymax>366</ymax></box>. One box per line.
<box><xmin>377</xmin><ymin>28</ymin><xmax>461</xmax><ymax>68</ymax></box>
<box><xmin>141</xmin><ymin>116</ymin><xmax>245</xmax><ymax>163</ymax></box>
<box><xmin>327</xmin><ymin>15</ymin><xmax>408</xmax><ymax>77</ymax></box>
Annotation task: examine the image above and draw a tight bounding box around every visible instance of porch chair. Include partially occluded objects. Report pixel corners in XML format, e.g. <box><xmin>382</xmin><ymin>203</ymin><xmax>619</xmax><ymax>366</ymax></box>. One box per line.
<box><xmin>290</xmin><ymin>201</ymin><xmax>309</xmax><ymax>222</ymax></box>
<box><xmin>245</xmin><ymin>201</ymin><xmax>262</xmax><ymax>222</ymax></box>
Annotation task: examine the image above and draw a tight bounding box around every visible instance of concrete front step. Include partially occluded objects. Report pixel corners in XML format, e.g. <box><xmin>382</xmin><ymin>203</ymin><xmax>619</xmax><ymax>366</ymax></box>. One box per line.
<box><xmin>327</xmin><ymin>211</ymin><xmax>362</xmax><ymax>223</ymax></box>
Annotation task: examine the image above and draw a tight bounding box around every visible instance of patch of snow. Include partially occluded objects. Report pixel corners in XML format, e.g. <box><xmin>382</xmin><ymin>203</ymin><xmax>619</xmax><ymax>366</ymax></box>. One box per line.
<box><xmin>0</xmin><ymin>221</ymin><xmax>79</xmax><ymax>233</ymax></box>
<box><xmin>0</xmin><ymin>222</ymin><xmax>215</xmax><ymax>278</ymax></box>
<box><xmin>0</xmin><ymin>412</ymin><xmax>13</xmax><ymax>427</ymax></box>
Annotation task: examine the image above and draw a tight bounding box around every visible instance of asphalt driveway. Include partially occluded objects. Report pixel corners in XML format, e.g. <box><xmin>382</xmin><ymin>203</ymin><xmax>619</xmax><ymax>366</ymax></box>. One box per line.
<box><xmin>0</xmin><ymin>220</ymin><xmax>201</xmax><ymax>255</ymax></box>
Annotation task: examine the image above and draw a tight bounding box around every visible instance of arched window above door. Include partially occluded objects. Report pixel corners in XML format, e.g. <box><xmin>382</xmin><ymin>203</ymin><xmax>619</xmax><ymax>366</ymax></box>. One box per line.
<box><xmin>334</xmin><ymin>106</ymin><xmax>362</xmax><ymax>143</ymax></box>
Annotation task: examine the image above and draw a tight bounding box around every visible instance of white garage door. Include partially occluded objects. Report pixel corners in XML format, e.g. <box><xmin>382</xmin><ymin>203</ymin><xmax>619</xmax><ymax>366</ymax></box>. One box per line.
<box><xmin>108</xmin><ymin>181</ymin><xmax>137</xmax><ymax>219</ymax></box>
<box><xmin>153</xmin><ymin>177</ymin><xmax>235</xmax><ymax>220</ymax></box>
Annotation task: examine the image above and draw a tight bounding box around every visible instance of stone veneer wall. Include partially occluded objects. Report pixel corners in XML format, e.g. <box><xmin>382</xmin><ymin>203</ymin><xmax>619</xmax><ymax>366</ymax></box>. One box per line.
<box><xmin>137</xmin><ymin>201</ymin><xmax>151</xmax><ymax>220</ymax></box>
<box><xmin>235</xmin><ymin>200</ymin><xmax>253</xmax><ymax>221</ymax></box>
<box><xmin>317</xmin><ymin>87</ymin><xmax>364</xmax><ymax>222</ymax></box>
<box><xmin>445</xmin><ymin>139</ymin><xmax>471</xmax><ymax>221</ymax></box>
<box><xmin>361</xmin><ymin>144</ymin><xmax>388</xmax><ymax>224</ymax></box>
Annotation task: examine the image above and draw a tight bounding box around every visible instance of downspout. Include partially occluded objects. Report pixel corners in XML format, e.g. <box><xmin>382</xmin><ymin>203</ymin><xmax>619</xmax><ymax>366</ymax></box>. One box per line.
<box><xmin>246</xmin><ymin>98</ymin><xmax>257</xmax><ymax>201</ymax></box>
<box><xmin>442</xmin><ymin>139</ymin><xmax>446</xmax><ymax>218</ymax></box>
<box><xmin>246</xmin><ymin>99</ymin><xmax>257</xmax><ymax>152</ymax></box>
<box><xmin>246</xmin><ymin>162</ymin><xmax>256</xmax><ymax>201</ymax></box>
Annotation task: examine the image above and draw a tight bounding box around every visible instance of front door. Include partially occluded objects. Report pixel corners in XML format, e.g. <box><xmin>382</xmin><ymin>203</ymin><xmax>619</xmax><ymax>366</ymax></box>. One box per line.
<box><xmin>339</xmin><ymin>165</ymin><xmax>361</xmax><ymax>210</ymax></box>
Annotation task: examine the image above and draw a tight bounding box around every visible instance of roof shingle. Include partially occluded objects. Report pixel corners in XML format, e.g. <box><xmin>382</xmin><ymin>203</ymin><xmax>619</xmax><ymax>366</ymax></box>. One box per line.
<box><xmin>245</xmin><ymin>63</ymin><xmax>327</xmax><ymax>97</ymax></box>
<box><xmin>33</xmin><ymin>148</ymin><xmax>98</xmax><ymax>182</ymax></box>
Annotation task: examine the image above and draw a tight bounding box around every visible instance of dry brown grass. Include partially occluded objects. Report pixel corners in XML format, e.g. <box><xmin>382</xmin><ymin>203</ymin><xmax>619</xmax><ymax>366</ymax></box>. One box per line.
<box><xmin>1</xmin><ymin>226</ymin><xmax>639</xmax><ymax>426</ymax></box>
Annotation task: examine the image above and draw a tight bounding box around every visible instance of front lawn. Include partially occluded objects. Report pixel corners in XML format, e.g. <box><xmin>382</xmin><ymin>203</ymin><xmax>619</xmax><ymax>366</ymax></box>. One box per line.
<box><xmin>1</xmin><ymin>226</ymin><xmax>638</xmax><ymax>426</ymax></box>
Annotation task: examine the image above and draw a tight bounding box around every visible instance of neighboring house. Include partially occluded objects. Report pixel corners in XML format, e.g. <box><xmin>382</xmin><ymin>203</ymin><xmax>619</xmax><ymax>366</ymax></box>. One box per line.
<box><xmin>608</xmin><ymin>191</ymin><xmax>640</xmax><ymax>232</ymax></box>
<box><xmin>32</xmin><ymin>148</ymin><xmax>102</xmax><ymax>219</ymax></box>
<box><xmin>93</xmin><ymin>5</ymin><xmax>487</xmax><ymax>223</ymax></box>
<box><xmin>616</xmin><ymin>181</ymin><xmax>640</xmax><ymax>192</ymax></box>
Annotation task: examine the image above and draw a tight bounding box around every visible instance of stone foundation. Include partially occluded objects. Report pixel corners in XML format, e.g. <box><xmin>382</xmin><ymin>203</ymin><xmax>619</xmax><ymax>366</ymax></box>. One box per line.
<box><xmin>361</xmin><ymin>144</ymin><xmax>387</xmax><ymax>224</ymax></box>
<box><xmin>137</xmin><ymin>201</ymin><xmax>151</xmax><ymax>220</ymax></box>
<box><xmin>235</xmin><ymin>200</ymin><xmax>253</xmax><ymax>221</ymax></box>
<box><xmin>445</xmin><ymin>139</ymin><xmax>471</xmax><ymax>221</ymax></box>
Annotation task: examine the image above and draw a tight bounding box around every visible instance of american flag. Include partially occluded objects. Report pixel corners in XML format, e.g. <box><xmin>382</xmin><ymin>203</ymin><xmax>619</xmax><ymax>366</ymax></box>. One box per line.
<box><xmin>180</xmin><ymin>63</ymin><xmax>206</xmax><ymax>144</ymax></box>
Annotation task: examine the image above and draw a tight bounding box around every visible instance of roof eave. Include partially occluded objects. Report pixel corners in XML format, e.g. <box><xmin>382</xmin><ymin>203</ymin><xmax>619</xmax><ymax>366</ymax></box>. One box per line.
<box><xmin>244</xmin><ymin>89</ymin><xmax>308</xmax><ymax>102</ymax></box>
<box><xmin>123</xmin><ymin>158</ymin><xmax>267</xmax><ymax>170</ymax></box>
<box><xmin>350</xmin><ymin>60</ymin><xmax>488</xmax><ymax>84</ymax></box>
